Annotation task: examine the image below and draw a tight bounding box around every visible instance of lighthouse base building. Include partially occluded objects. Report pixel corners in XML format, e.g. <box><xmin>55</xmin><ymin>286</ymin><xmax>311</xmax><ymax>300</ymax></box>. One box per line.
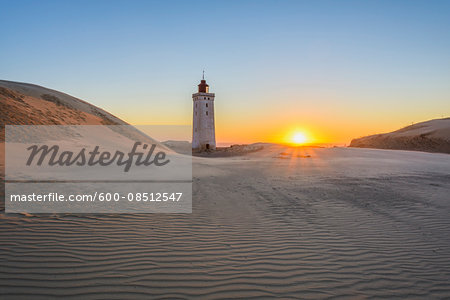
<box><xmin>192</xmin><ymin>77</ymin><xmax>216</xmax><ymax>151</ymax></box>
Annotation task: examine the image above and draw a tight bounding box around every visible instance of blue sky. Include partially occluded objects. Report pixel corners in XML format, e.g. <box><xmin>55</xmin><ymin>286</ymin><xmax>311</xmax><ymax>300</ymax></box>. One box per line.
<box><xmin>1</xmin><ymin>0</ymin><xmax>449</xmax><ymax>143</ymax></box>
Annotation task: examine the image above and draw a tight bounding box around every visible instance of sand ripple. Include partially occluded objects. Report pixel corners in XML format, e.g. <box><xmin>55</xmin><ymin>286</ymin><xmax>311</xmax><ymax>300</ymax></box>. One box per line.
<box><xmin>1</xmin><ymin>147</ymin><xmax>450</xmax><ymax>298</ymax></box>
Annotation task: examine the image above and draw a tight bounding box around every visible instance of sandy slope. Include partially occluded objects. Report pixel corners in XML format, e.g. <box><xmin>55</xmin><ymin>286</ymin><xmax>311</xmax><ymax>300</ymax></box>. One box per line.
<box><xmin>0</xmin><ymin>80</ymin><xmax>128</xmax><ymax>168</ymax></box>
<box><xmin>0</xmin><ymin>80</ymin><xmax>127</xmax><ymax>128</ymax></box>
<box><xmin>350</xmin><ymin>118</ymin><xmax>450</xmax><ymax>153</ymax></box>
<box><xmin>1</xmin><ymin>145</ymin><xmax>450</xmax><ymax>298</ymax></box>
<box><xmin>0</xmin><ymin>81</ymin><xmax>167</xmax><ymax>191</ymax></box>
<box><xmin>1</xmin><ymin>82</ymin><xmax>450</xmax><ymax>297</ymax></box>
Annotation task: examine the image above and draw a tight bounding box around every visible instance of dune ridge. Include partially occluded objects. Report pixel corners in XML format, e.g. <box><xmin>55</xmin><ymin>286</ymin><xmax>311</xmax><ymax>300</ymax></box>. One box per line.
<box><xmin>350</xmin><ymin>118</ymin><xmax>450</xmax><ymax>153</ymax></box>
<box><xmin>0</xmin><ymin>80</ymin><xmax>126</xmax><ymax>128</ymax></box>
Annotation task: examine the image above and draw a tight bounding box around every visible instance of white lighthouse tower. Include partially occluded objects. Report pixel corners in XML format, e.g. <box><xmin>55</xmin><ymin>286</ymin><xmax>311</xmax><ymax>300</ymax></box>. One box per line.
<box><xmin>192</xmin><ymin>73</ymin><xmax>216</xmax><ymax>151</ymax></box>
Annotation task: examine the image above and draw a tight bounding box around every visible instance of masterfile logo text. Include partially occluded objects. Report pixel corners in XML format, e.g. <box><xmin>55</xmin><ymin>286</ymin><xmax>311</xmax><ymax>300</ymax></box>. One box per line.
<box><xmin>5</xmin><ymin>125</ymin><xmax>192</xmax><ymax>213</ymax></box>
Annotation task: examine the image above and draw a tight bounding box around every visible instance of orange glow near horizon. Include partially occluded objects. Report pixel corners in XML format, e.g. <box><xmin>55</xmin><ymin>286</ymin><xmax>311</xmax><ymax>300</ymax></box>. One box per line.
<box><xmin>124</xmin><ymin>116</ymin><xmax>405</xmax><ymax>147</ymax></box>
<box><xmin>283</xmin><ymin>128</ymin><xmax>314</xmax><ymax>145</ymax></box>
<box><xmin>291</xmin><ymin>132</ymin><xmax>308</xmax><ymax>145</ymax></box>
<box><xmin>120</xmin><ymin>102</ymin><xmax>442</xmax><ymax>147</ymax></box>
<box><xmin>112</xmin><ymin>75</ymin><xmax>447</xmax><ymax>147</ymax></box>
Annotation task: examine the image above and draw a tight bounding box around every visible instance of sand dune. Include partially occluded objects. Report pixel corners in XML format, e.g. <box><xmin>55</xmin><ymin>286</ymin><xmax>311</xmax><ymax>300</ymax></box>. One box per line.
<box><xmin>1</xmin><ymin>82</ymin><xmax>450</xmax><ymax>298</ymax></box>
<box><xmin>350</xmin><ymin>118</ymin><xmax>450</xmax><ymax>153</ymax></box>
<box><xmin>1</xmin><ymin>145</ymin><xmax>450</xmax><ymax>298</ymax></box>
<box><xmin>0</xmin><ymin>80</ymin><xmax>126</xmax><ymax>129</ymax></box>
<box><xmin>0</xmin><ymin>81</ymin><xmax>167</xmax><ymax>179</ymax></box>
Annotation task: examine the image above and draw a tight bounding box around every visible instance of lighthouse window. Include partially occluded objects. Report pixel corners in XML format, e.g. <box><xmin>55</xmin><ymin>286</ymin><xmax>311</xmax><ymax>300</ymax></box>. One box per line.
<box><xmin>206</xmin><ymin>103</ymin><xmax>208</xmax><ymax>107</ymax></box>
<box><xmin>206</xmin><ymin>111</ymin><xmax>208</xmax><ymax>115</ymax></box>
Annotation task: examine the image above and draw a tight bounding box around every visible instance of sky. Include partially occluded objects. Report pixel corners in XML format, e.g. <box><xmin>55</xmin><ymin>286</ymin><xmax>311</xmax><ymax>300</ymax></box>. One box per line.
<box><xmin>1</xmin><ymin>0</ymin><xmax>449</xmax><ymax>144</ymax></box>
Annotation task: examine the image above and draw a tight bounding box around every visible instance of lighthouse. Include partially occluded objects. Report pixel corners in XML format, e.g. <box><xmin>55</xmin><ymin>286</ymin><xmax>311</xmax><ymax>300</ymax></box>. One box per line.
<box><xmin>192</xmin><ymin>73</ymin><xmax>216</xmax><ymax>151</ymax></box>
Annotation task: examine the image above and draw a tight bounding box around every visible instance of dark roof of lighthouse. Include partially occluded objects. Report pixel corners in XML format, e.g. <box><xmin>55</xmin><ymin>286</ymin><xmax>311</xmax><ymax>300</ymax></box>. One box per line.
<box><xmin>198</xmin><ymin>79</ymin><xmax>209</xmax><ymax>93</ymax></box>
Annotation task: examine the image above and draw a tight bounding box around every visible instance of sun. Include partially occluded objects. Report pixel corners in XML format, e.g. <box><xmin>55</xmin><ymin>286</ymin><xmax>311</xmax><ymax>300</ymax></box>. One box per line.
<box><xmin>292</xmin><ymin>132</ymin><xmax>307</xmax><ymax>145</ymax></box>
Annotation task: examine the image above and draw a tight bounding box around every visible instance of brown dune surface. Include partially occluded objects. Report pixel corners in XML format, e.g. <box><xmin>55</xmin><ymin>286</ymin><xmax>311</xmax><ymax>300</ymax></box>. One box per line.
<box><xmin>350</xmin><ymin>118</ymin><xmax>450</xmax><ymax>154</ymax></box>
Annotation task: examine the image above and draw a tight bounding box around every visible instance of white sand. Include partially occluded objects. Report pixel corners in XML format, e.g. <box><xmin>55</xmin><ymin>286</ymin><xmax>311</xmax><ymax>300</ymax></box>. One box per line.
<box><xmin>1</xmin><ymin>81</ymin><xmax>449</xmax><ymax>297</ymax></box>
<box><xmin>1</xmin><ymin>145</ymin><xmax>450</xmax><ymax>298</ymax></box>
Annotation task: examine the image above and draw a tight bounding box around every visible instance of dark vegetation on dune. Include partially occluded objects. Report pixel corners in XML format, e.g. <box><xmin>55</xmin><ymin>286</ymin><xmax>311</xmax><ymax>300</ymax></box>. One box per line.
<box><xmin>350</xmin><ymin>118</ymin><xmax>450</xmax><ymax>154</ymax></box>
<box><xmin>350</xmin><ymin>134</ymin><xmax>450</xmax><ymax>153</ymax></box>
<box><xmin>0</xmin><ymin>81</ymin><xmax>132</xmax><ymax>211</ymax></box>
